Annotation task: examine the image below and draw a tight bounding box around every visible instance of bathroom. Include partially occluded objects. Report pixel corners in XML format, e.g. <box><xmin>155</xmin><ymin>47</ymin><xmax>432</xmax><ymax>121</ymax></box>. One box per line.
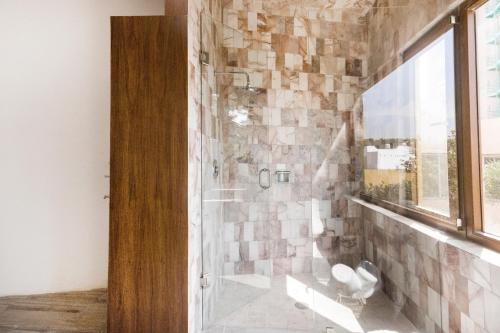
<box><xmin>1</xmin><ymin>0</ymin><xmax>500</xmax><ymax>332</ymax></box>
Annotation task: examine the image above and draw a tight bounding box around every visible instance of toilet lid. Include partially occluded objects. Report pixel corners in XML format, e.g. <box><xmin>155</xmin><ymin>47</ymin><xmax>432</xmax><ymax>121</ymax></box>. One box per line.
<box><xmin>356</xmin><ymin>267</ymin><xmax>378</xmax><ymax>283</ymax></box>
<box><xmin>331</xmin><ymin>264</ymin><xmax>355</xmax><ymax>284</ymax></box>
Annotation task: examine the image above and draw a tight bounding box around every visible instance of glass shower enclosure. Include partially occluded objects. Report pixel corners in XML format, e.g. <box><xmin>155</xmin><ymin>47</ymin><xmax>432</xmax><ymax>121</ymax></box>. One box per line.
<box><xmin>199</xmin><ymin>11</ymin><xmax>439</xmax><ymax>333</ymax></box>
<box><xmin>199</xmin><ymin>13</ymin><xmax>361</xmax><ymax>332</ymax></box>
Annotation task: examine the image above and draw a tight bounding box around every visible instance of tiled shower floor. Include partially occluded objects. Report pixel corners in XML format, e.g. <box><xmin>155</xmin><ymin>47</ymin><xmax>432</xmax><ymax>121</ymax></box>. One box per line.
<box><xmin>204</xmin><ymin>274</ymin><xmax>419</xmax><ymax>333</ymax></box>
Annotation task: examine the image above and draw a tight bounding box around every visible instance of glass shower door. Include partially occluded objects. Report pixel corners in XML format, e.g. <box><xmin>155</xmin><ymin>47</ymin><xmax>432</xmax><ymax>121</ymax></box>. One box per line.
<box><xmin>199</xmin><ymin>12</ymin><xmax>225</xmax><ymax>326</ymax></box>
<box><xmin>199</xmin><ymin>13</ymin><xmax>318</xmax><ymax>332</ymax></box>
<box><xmin>200</xmin><ymin>13</ymin><xmax>274</xmax><ymax>329</ymax></box>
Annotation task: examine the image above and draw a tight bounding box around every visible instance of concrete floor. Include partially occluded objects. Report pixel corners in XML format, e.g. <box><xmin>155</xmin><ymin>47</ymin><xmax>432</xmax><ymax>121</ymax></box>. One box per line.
<box><xmin>0</xmin><ymin>289</ymin><xmax>106</xmax><ymax>333</ymax></box>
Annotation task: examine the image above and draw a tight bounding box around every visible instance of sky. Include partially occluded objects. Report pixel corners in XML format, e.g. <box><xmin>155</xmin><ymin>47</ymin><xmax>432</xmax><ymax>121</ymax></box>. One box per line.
<box><xmin>362</xmin><ymin>29</ymin><xmax>456</xmax><ymax>150</ymax></box>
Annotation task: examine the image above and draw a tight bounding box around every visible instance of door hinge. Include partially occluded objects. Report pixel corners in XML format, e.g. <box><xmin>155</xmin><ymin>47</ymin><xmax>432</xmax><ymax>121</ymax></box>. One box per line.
<box><xmin>200</xmin><ymin>273</ymin><xmax>209</xmax><ymax>289</ymax></box>
<box><xmin>200</xmin><ymin>51</ymin><xmax>209</xmax><ymax>65</ymax></box>
<box><xmin>450</xmin><ymin>15</ymin><xmax>457</xmax><ymax>25</ymax></box>
<box><xmin>456</xmin><ymin>218</ymin><xmax>464</xmax><ymax>231</ymax></box>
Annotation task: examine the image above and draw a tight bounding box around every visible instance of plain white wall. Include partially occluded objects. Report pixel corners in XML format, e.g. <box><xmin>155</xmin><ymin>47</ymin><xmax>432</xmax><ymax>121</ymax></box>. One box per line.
<box><xmin>0</xmin><ymin>0</ymin><xmax>164</xmax><ymax>297</ymax></box>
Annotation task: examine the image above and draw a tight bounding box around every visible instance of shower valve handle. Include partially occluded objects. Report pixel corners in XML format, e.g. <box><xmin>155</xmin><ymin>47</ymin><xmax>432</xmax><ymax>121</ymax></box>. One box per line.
<box><xmin>259</xmin><ymin>168</ymin><xmax>271</xmax><ymax>190</ymax></box>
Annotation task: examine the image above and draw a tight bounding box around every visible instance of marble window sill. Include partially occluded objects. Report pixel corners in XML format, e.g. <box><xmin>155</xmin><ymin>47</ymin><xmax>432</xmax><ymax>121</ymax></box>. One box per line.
<box><xmin>347</xmin><ymin>195</ymin><xmax>500</xmax><ymax>271</ymax></box>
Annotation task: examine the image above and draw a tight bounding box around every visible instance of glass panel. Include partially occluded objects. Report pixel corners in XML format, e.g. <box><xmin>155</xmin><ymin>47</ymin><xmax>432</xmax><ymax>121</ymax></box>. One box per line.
<box><xmin>200</xmin><ymin>14</ymin><xmax>227</xmax><ymax>327</ymax></box>
<box><xmin>362</xmin><ymin>29</ymin><xmax>458</xmax><ymax>221</ymax></box>
<box><xmin>201</xmin><ymin>13</ymin><xmax>275</xmax><ymax>329</ymax></box>
<box><xmin>202</xmin><ymin>8</ymin><xmax>435</xmax><ymax>333</ymax></box>
<box><xmin>475</xmin><ymin>0</ymin><xmax>500</xmax><ymax>237</ymax></box>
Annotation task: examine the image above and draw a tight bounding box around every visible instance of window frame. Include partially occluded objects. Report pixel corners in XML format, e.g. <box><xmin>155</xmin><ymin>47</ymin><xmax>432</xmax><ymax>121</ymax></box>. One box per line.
<box><xmin>362</xmin><ymin>0</ymin><xmax>500</xmax><ymax>251</ymax></box>
<box><xmin>459</xmin><ymin>0</ymin><xmax>500</xmax><ymax>252</ymax></box>
<box><xmin>360</xmin><ymin>13</ymin><xmax>462</xmax><ymax>235</ymax></box>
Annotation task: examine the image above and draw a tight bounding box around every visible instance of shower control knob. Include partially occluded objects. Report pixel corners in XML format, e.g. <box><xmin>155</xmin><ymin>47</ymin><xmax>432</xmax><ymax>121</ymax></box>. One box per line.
<box><xmin>213</xmin><ymin>159</ymin><xmax>219</xmax><ymax>178</ymax></box>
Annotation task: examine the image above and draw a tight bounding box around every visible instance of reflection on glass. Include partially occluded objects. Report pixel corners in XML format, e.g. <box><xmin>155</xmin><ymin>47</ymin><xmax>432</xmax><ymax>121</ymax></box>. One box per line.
<box><xmin>362</xmin><ymin>29</ymin><xmax>458</xmax><ymax>219</ymax></box>
<box><xmin>476</xmin><ymin>1</ymin><xmax>500</xmax><ymax>237</ymax></box>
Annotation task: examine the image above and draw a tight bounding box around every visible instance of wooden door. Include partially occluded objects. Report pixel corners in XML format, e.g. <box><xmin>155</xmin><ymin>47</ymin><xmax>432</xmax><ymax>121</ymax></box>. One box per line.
<box><xmin>108</xmin><ymin>16</ymin><xmax>188</xmax><ymax>333</ymax></box>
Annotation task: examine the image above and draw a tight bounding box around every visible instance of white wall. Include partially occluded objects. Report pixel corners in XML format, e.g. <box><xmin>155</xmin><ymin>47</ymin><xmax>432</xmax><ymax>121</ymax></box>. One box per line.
<box><xmin>0</xmin><ymin>0</ymin><xmax>164</xmax><ymax>297</ymax></box>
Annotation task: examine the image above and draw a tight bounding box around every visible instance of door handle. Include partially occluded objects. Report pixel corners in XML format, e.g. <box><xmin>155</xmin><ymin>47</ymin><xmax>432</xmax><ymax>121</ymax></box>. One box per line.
<box><xmin>259</xmin><ymin>168</ymin><xmax>271</xmax><ymax>190</ymax></box>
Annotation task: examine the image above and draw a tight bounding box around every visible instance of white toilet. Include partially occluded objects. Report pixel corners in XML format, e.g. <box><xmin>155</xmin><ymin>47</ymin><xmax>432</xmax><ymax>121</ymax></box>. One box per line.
<box><xmin>331</xmin><ymin>261</ymin><xmax>380</xmax><ymax>303</ymax></box>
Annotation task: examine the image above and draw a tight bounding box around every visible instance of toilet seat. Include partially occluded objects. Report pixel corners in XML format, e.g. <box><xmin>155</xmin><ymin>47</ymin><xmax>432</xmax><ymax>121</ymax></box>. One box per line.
<box><xmin>331</xmin><ymin>264</ymin><xmax>362</xmax><ymax>293</ymax></box>
<box><xmin>331</xmin><ymin>263</ymin><xmax>355</xmax><ymax>283</ymax></box>
<box><xmin>331</xmin><ymin>261</ymin><xmax>380</xmax><ymax>303</ymax></box>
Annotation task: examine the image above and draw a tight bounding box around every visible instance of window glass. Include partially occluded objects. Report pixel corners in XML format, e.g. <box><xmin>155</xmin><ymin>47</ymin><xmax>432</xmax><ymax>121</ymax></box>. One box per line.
<box><xmin>362</xmin><ymin>29</ymin><xmax>458</xmax><ymax>220</ymax></box>
<box><xmin>475</xmin><ymin>0</ymin><xmax>500</xmax><ymax>237</ymax></box>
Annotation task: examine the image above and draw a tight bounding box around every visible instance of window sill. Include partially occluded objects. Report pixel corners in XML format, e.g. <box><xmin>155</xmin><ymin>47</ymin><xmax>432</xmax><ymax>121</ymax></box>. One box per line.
<box><xmin>347</xmin><ymin>195</ymin><xmax>500</xmax><ymax>269</ymax></box>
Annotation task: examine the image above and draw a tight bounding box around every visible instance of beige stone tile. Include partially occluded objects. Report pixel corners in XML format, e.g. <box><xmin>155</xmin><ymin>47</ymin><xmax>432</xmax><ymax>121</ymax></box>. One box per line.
<box><xmin>284</xmin><ymin>53</ymin><xmax>303</xmax><ymax>71</ymax></box>
<box><xmin>441</xmin><ymin>296</ymin><xmax>450</xmax><ymax>333</ymax></box>
<box><xmin>271</xmin><ymin>71</ymin><xmax>281</xmax><ymax>89</ymax></box>
<box><xmin>468</xmin><ymin>280</ymin><xmax>485</xmax><ymax>329</ymax></box>
<box><xmin>489</xmin><ymin>263</ymin><xmax>500</xmax><ymax>297</ymax></box>
<box><xmin>267</xmin><ymin>51</ymin><xmax>276</xmax><ymax>70</ymax></box>
<box><xmin>461</xmin><ymin>312</ymin><xmax>476</xmax><ymax>333</ymax></box>
<box><xmin>337</xmin><ymin>92</ymin><xmax>354</xmax><ymax>111</ymax></box>
<box><xmin>484</xmin><ymin>289</ymin><xmax>500</xmax><ymax>333</ymax></box>
<box><xmin>248</xmin><ymin>50</ymin><xmax>268</xmax><ymax>69</ymax></box>
<box><xmin>293</xmin><ymin>17</ymin><xmax>308</xmax><ymax>37</ymax></box>
<box><xmin>224</xmin><ymin>9</ymin><xmax>239</xmax><ymax>29</ymax></box>
<box><xmin>459</xmin><ymin>251</ymin><xmax>492</xmax><ymax>291</ymax></box>
<box><xmin>427</xmin><ymin>286</ymin><xmax>441</xmax><ymax>325</ymax></box>
<box><xmin>248</xmin><ymin>12</ymin><xmax>258</xmax><ymax>31</ymax></box>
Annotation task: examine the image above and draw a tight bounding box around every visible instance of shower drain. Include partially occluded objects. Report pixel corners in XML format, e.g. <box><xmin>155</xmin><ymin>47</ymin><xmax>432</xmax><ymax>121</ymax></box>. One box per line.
<box><xmin>294</xmin><ymin>302</ymin><xmax>309</xmax><ymax>310</ymax></box>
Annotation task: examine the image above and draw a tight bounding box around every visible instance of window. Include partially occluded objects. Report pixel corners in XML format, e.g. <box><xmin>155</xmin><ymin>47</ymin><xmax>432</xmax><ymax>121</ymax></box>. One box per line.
<box><xmin>460</xmin><ymin>0</ymin><xmax>500</xmax><ymax>250</ymax></box>
<box><xmin>473</xmin><ymin>0</ymin><xmax>500</xmax><ymax>238</ymax></box>
<box><xmin>361</xmin><ymin>25</ymin><xmax>458</xmax><ymax>228</ymax></box>
<box><xmin>360</xmin><ymin>0</ymin><xmax>500</xmax><ymax>250</ymax></box>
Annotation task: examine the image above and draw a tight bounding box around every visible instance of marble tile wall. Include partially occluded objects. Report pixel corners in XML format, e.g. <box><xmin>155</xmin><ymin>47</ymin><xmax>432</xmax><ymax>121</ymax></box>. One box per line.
<box><xmin>219</xmin><ymin>0</ymin><xmax>370</xmax><ymax>278</ymax></box>
<box><xmin>190</xmin><ymin>0</ymin><xmax>500</xmax><ymax>332</ymax></box>
<box><xmin>359</xmin><ymin>2</ymin><xmax>500</xmax><ymax>333</ymax></box>
<box><xmin>361</xmin><ymin>205</ymin><xmax>444</xmax><ymax>333</ymax></box>
<box><xmin>366</xmin><ymin>0</ymin><xmax>463</xmax><ymax>83</ymax></box>
<box><xmin>358</xmin><ymin>201</ymin><xmax>500</xmax><ymax>333</ymax></box>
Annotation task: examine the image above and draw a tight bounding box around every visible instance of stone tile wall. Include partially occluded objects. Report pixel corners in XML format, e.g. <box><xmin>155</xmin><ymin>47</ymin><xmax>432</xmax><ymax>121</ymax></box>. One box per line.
<box><xmin>366</xmin><ymin>0</ymin><xmax>463</xmax><ymax>83</ymax></box>
<box><xmin>356</xmin><ymin>199</ymin><xmax>500</xmax><ymax>333</ymax></box>
<box><xmin>219</xmin><ymin>0</ymin><xmax>371</xmax><ymax>278</ymax></box>
<box><xmin>359</xmin><ymin>2</ymin><xmax>500</xmax><ymax>333</ymax></box>
<box><xmin>190</xmin><ymin>0</ymin><xmax>500</xmax><ymax>332</ymax></box>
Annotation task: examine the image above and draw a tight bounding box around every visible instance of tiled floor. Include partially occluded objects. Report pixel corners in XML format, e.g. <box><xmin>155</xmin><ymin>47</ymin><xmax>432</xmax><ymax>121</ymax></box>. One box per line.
<box><xmin>204</xmin><ymin>274</ymin><xmax>419</xmax><ymax>333</ymax></box>
<box><xmin>0</xmin><ymin>289</ymin><xmax>106</xmax><ymax>333</ymax></box>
